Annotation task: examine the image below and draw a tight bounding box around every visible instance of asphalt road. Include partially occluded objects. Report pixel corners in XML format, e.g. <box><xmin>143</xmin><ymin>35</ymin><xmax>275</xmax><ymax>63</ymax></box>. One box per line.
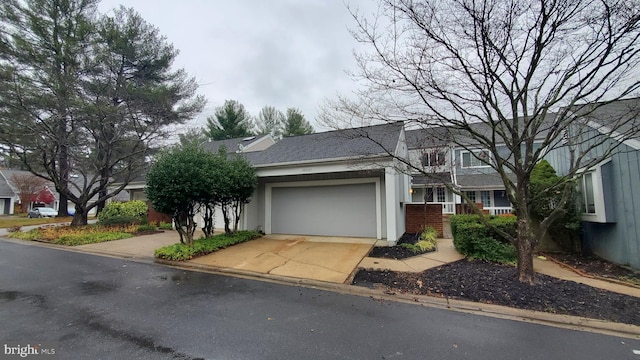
<box><xmin>0</xmin><ymin>239</ymin><xmax>639</xmax><ymax>360</ymax></box>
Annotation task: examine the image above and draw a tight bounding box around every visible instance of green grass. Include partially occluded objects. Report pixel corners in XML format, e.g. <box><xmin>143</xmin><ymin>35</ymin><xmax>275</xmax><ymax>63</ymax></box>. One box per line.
<box><xmin>8</xmin><ymin>223</ymin><xmax>140</xmax><ymax>246</ymax></box>
<box><xmin>0</xmin><ymin>216</ymin><xmax>73</xmax><ymax>228</ymax></box>
<box><xmin>155</xmin><ymin>231</ymin><xmax>262</xmax><ymax>261</ymax></box>
<box><xmin>53</xmin><ymin>232</ymin><xmax>133</xmax><ymax>246</ymax></box>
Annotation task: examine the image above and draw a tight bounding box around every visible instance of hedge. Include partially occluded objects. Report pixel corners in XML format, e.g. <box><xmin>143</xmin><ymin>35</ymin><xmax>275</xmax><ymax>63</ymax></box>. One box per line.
<box><xmin>450</xmin><ymin>214</ymin><xmax>517</xmax><ymax>264</ymax></box>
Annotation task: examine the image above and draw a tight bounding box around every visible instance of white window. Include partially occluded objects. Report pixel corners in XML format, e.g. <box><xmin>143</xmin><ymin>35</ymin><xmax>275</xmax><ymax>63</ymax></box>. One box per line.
<box><xmin>461</xmin><ymin>149</ymin><xmax>491</xmax><ymax>168</ymax></box>
<box><xmin>480</xmin><ymin>190</ymin><xmax>491</xmax><ymax>207</ymax></box>
<box><xmin>465</xmin><ymin>191</ymin><xmax>476</xmax><ymax>203</ymax></box>
<box><xmin>436</xmin><ymin>187</ymin><xmax>446</xmax><ymax>203</ymax></box>
<box><xmin>421</xmin><ymin>151</ymin><xmax>447</xmax><ymax>167</ymax></box>
<box><xmin>578</xmin><ymin>172</ymin><xmax>596</xmax><ymax>214</ymax></box>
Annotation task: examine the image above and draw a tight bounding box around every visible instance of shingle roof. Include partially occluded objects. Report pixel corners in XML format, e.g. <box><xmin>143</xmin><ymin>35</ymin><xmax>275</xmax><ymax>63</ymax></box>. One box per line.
<box><xmin>411</xmin><ymin>173</ymin><xmax>452</xmax><ymax>185</ymax></box>
<box><xmin>0</xmin><ymin>174</ymin><xmax>14</xmax><ymax>197</ymax></box>
<box><xmin>405</xmin><ymin>127</ymin><xmax>452</xmax><ymax>149</ymax></box>
<box><xmin>246</xmin><ymin>122</ymin><xmax>403</xmax><ymax>166</ymax></box>
<box><xmin>456</xmin><ymin>173</ymin><xmax>516</xmax><ymax>189</ymax></box>
<box><xmin>571</xmin><ymin>97</ymin><xmax>640</xmax><ymax>141</ymax></box>
<box><xmin>202</xmin><ymin>135</ymin><xmax>270</xmax><ymax>154</ymax></box>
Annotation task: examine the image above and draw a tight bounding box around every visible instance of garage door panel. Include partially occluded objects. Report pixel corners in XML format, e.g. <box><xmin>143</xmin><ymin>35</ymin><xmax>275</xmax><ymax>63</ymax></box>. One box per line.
<box><xmin>271</xmin><ymin>183</ymin><xmax>376</xmax><ymax>237</ymax></box>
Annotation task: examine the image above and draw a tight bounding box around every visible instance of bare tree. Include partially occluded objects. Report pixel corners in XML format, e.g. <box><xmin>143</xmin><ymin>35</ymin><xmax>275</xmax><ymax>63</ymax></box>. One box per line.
<box><xmin>9</xmin><ymin>173</ymin><xmax>48</xmax><ymax>213</ymax></box>
<box><xmin>322</xmin><ymin>0</ymin><xmax>640</xmax><ymax>283</ymax></box>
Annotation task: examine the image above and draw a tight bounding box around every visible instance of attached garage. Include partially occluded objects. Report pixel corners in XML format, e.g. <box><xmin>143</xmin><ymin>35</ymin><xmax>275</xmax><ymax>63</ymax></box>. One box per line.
<box><xmin>269</xmin><ymin>181</ymin><xmax>378</xmax><ymax>238</ymax></box>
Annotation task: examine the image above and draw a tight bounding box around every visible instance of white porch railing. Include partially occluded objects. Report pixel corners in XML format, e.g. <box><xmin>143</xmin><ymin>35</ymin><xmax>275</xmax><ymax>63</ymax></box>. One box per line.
<box><xmin>485</xmin><ymin>207</ymin><xmax>513</xmax><ymax>215</ymax></box>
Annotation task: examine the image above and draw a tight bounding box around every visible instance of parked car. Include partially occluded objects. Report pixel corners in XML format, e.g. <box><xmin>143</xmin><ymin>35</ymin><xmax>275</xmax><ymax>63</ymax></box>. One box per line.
<box><xmin>27</xmin><ymin>207</ymin><xmax>58</xmax><ymax>218</ymax></box>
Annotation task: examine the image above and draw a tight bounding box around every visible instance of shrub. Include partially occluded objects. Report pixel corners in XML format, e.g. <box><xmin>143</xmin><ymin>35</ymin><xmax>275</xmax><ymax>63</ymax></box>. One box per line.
<box><xmin>158</xmin><ymin>222</ymin><xmax>173</xmax><ymax>230</ymax></box>
<box><xmin>54</xmin><ymin>232</ymin><xmax>133</xmax><ymax>246</ymax></box>
<box><xmin>136</xmin><ymin>224</ymin><xmax>157</xmax><ymax>232</ymax></box>
<box><xmin>98</xmin><ymin>215</ymin><xmax>141</xmax><ymax>226</ymax></box>
<box><xmin>453</xmin><ymin>222</ymin><xmax>516</xmax><ymax>264</ymax></box>
<box><xmin>155</xmin><ymin>231</ymin><xmax>261</xmax><ymax>261</ymax></box>
<box><xmin>98</xmin><ymin>200</ymin><xmax>148</xmax><ymax>225</ymax></box>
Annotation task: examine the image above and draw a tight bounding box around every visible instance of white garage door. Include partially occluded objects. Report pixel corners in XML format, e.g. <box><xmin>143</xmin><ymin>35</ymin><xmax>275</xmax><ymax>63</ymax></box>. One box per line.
<box><xmin>270</xmin><ymin>183</ymin><xmax>377</xmax><ymax>237</ymax></box>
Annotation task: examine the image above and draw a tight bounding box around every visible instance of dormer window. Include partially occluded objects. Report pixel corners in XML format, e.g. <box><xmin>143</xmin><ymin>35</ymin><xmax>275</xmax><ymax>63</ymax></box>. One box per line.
<box><xmin>461</xmin><ymin>149</ymin><xmax>492</xmax><ymax>168</ymax></box>
<box><xmin>421</xmin><ymin>151</ymin><xmax>446</xmax><ymax>167</ymax></box>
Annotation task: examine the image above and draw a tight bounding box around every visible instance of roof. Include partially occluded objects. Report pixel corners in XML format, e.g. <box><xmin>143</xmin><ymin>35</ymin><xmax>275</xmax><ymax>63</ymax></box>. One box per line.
<box><xmin>0</xmin><ymin>171</ymin><xmax>14</xmax><ymax>197</ymax></box>
<box><xmin>571</xmin><ymin>97</ymin><xmax>640</xmax><ymax>148</ymax></box>
<box><xmin>456</xmin><ymin>173</ymin><xmax>516</xmax><ymax>189</ymax></box>
<box><xmin>202</xmin><ymin>134</ymin><xmax>272</xmax><ymax>154</ymax></box>
<box><xmin>405</xmin><ymin>127</ymin><xmax>452</xmax><ymax>149</ymax></box>
<box><xmin>411</xmin><ymin>173</ymin><xmax>452</xmax><ymax>186</ymax></box>
<box><xmin>246</xmin><ymin>122</ymin><xmax>404</xmax><ymax>166</ymax></box>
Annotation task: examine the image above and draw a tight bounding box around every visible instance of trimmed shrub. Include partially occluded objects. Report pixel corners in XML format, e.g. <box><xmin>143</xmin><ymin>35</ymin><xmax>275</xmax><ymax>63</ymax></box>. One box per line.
<box><xmin>450</xmin><ymin>215</ymin><xmax>517</xmax><ymax>264</ymax></box>
<box><xmin>136</xmin><ymin>224</ymin><xmax>157</xmax><ymax>232</ymax></box>
<box><xmin>98</xmin><ymin>215</ymin><xmax>141</xmax><ymax>226</ymax></box>
<box><xmin>155</xmin><ymin>231</ymin><xmax>261</xmax><ymax>261</ymax></box>
<box><xmin>158</xmin><ymin>222</ymin><xmax>173</xmax><ymax>230</ymax></box>
<box><xmin>98</xmin><ymin>200</ymin><xmax>148</xmax><ymax>225</ymax></box>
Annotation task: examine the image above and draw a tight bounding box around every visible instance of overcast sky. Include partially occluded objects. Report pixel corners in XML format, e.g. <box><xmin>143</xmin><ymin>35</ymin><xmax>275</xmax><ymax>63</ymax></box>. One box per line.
<box><xmin>98</xmin><ymin>0</ymin><xmax>374</xmax><ymax>133</ymax></box>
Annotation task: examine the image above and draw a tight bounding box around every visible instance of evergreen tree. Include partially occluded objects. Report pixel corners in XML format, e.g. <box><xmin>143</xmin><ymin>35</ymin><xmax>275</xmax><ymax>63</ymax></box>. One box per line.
<box><xmin>204</xmin><ymin>100</ymin><xmax>254</xmax><ymax>140</ymax></box>
<box><xmin>282</xmin><ymin>108</ymin><xmax>314</xmax><ymax>136</ymax></box>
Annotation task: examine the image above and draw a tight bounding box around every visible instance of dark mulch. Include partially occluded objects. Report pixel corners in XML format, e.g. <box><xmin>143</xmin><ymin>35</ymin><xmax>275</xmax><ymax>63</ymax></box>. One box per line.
<box><xmin>353</xmin><ymin>259</ymin><xmax>640</xmax><ymax>326</ymax></box>
<box><xmin>547</xmin><ymin>253</ymin><xmax>640</xmax><ymax>286</ymax></box>
<box><xmin>367</xmin><ymin>232</ymin><xmax>434</xmax><ymax>260</ymax></box>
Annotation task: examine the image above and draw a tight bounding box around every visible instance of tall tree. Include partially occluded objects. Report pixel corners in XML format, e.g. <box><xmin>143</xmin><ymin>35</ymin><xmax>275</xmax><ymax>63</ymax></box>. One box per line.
<box><xmin>0</xmin><ymin>1</ymin><xmax>205</xmax><ymax>226</ymax></box>
<box><xmin>204</xmin><ymin>100</ymin><xmax>254</xmax><ymax>140</ymax></box>
<box><xmin>282</xmin><ymin>108</ymin><xmax>314</xmax><ymax>136</ymax></box>
<box><xmin>178</xmin><ymin>127</ymin><xmax>208</xmax><ymax>147</ymax></box>
<box><xmin>255</xmin><ymin>105</ymin><xmax>284</xmax><ymax>138</ymax></box>
<box><xmin>323</xmin><ymin>0</ymin><xmax>640</xmax><ymax>283</ymax></box>
<box><xmin>0</xmin><ymin>0</ymin><xmax>96</xmax><ymax>219</ymax></box>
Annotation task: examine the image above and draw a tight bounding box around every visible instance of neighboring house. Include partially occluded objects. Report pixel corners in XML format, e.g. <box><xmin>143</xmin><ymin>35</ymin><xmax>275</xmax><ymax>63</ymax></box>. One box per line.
<box><xmin>0</xmin><ymin>169</ymin><xmax>59</xmax><ymax>214</ymax></box>
<box><xmin>405</xmin><ymin>124</ymin><xmax>537</xmax><ymax>215</ymax></box>
<box><xmin>124</xmin><ymin>134</ymin><xmax>276</xmax><ymax>203</ymax></box>
<box><xmin>546</xmin><ymin>98</ymin><xmax>640</xmax><ymax>270</ymax></box>
<box><xmin>0</xmin><ymin>169</ymin><xmax>122</xmax><ymax>216</ymax></box>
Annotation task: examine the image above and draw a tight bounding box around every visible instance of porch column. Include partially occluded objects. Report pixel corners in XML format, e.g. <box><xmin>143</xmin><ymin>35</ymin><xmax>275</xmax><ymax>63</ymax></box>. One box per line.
<box><xmin>384</xmin><ymin>168</ymin><xmax>400</xmax><ymax>242</ymax></box>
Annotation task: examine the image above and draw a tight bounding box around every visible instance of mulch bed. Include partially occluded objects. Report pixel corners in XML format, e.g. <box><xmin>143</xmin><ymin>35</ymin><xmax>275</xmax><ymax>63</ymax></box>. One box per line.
<box><xmin>546</xmin><ymin>253</ymin><xmax>640</xmax><ymax>286</ymax></box>
<box><xmin>367</xmin><ymin>232</ymin><xmax>435</xmax><ymax>260</ymax></box>
<box><xmin>353</xmin><ymin>259</ymin><xmax>640</xmax><ymax>326</ymax></box>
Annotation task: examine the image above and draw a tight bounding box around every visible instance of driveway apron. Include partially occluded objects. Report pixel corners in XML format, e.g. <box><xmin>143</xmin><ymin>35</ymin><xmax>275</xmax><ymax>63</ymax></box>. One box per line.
<box><xmin>189</xmin><ymin>235</ymin><xmax>376</xmax><ymax>284</ymax></box>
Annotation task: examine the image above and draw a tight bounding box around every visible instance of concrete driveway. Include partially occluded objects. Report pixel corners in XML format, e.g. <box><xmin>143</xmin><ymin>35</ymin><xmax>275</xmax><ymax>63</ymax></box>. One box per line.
<box><xmin>189</xmin><ymin>234</ymin><xmax>376</xmax><ymax>284</ymax></box>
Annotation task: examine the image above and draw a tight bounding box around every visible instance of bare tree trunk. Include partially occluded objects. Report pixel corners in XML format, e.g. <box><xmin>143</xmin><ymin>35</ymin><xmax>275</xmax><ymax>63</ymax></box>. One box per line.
<box><xmin>515</xmin><ymin>211</ymin><xmax>537</xmax><ymax>284</ymax></box>
<box><xmin>221</xmin><ymin>204</ymin><xmax>231</xmax><ymax>234</ymax></box>
<box><xmin>71</xmin><ymin>208</ymin><xmax>88</xmax><ymax>227</ymax></box>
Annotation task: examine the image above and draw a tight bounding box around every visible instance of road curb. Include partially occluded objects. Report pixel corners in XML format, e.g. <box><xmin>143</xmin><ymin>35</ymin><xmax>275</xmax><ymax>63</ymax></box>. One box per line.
<box><xmin>3</xmin><ymin>236</ymin><xmax>639</xmax><ymax>340</ymax></box>
<box><xmin>155</xmin><ymin>258</ymin><xmax>640</xmax><ymax>340</ymax></box>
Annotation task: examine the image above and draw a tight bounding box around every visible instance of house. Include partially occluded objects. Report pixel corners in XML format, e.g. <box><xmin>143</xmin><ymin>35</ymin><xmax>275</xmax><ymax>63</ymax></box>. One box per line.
<box><xmin>240</xmin><ymin>123</ymin><xmax>409</xmax><ymax>241</ymax></box>
<box><xmin>124</xmin><ymin>134</ymin><xmax>276</xmax><ymax>203</ymax></box>
<box><xmin>0</xmin><ymin>169</ymin><xmax>59</xmax><ymax>214</ymax></box>
<box><xmin>0</xmin><ymin>169</ymin><xmax>122</xmax><ymax>216</ymax></box>
<box><xmin>404</xmin><ymin>123</ymin><xmax>541</xmax><ymax>216</ymax></box>
<box><xmin>546</xmin><ymin>98</ymin><xmax>640</xmax><ymax>269</ymax></box>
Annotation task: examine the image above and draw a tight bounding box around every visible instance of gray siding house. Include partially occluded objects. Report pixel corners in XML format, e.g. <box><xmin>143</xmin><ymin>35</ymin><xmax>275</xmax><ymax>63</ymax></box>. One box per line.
<box><xmin>242</xmin><ymin>123</ymin><xmax>409</xmax><ymax>241</ymax></box>
<box><xmin>547</xmin><ymin>99</ymin><xmax>640</xmax><ymax>269</ymax></box>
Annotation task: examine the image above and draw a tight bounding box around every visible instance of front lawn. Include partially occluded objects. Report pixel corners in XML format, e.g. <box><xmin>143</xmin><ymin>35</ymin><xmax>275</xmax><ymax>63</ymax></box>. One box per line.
<box><xmin>0</xmin><ymin>216</ymin><xmax>73</xmax><ymax>228</ymax></box>
<box><xmin>155</xmin><ymin>231</ymin><xmax>261</xmax><ymax>261</ymax></box>
<box><xmin>8</xmin><ymin>223</ymin><xmax>150</xmax><ymax>246</ymax></box>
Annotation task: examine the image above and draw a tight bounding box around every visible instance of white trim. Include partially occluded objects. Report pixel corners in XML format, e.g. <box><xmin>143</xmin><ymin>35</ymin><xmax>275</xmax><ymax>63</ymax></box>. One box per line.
<box><xmin>576</xmin><ymin>158</ymin><xmax>612</xmax><ymax>223</ymax></box>
<box><xmin>460</xmin><ymin>149</ymin><xmax>492</xmax><ymax>168</ymax></box>
<box><xmin>254</xmin><ymin>154</ymin><xmax>391</xmax><ymax>170</ymax></box>
<box><xmin>256</xmin><ymin>159</ymin><xmax>391</xmax><ymax>178</ymax></box>
<box><xmin>587</xmin><ymin>120</ymin><xmax>640</xmax><ymax>150</ymax></box>
<box><xmin>264</xmin><ymin>177</ymin><xmax>382</xmax><ymax>239</ymax></box>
